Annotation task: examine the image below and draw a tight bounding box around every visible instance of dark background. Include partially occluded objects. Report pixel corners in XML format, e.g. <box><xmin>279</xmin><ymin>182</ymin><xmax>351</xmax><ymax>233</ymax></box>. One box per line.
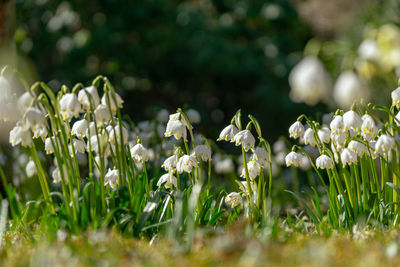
<box><xmin>13</xmin><ymin>0</ymin><xmax>328</xmax><ymax>141</ymax></box>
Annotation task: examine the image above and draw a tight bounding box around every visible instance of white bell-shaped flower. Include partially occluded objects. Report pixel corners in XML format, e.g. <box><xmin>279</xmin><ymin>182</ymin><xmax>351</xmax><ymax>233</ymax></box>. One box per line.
<box><xmin>348</xmin><ymin>140</ymin><xmax>367</xmax><ymax>157</ymax></box>
<box><xmin>193</xmin><ymin>145</ymin><xmax>212</xmax><ymax>162</ymax></box>
<box><xmin>375</xmin><ymin>134</ymin><xmax>395</xmax><ymax>156</ymax></box>
<box><xmin>358</xmin><ymin>39</ymin><xmax>379</xmax><ymax>61</ymax></box>
<box><xmin>218</xmin><ymin>124</ymin><xmax>239</xmax><ymax>142</ymax></box>
<box><xmin>361</xmin><ymin>114</ymin><xmax>377</xmax><ymax>141</ymax></box>
<box><xmin>25</xmin><ymin>160</ymin><xmax>37</xmax><ymax>178</ymax></box>
<box><xmin>392</xmin><ymin>87</ymin><xmax>400</xmax><ymax>109</ymax></box>
<box><xmin>157</xmin><ymin>173</ymin><xmax>177</xmax><ymax>189</ymax></box>
<box><xmin>240</xmin><ymin>160</ymin><xmax>260</xmax><ymax>180</ymax></box>
<box><xmin>288</xmin><ymin>56</ymin><xmax>331</xmax><ymax>106</ymax></box>
<box><xmin>343</xmin><ymin>110</ymin><xmax>362</xmax><ymax>134</ymax></box>
<box><xmin>333</xmin><ymin>71</ymin><xmax>369</xmax><ymax>110</ymax></box>
<box><xmin>130</xmin><ymin>143</ymin><xmax>149</xmax><ymax>162</ymax></box>
<box><xmin>176</xmin><ymin>155</ymin><xmax>198</xmax><ymax>174</ymax></box>
<box><xmin>233</xmin><ymin>130</ymin><xmax>255</xmax><ymax>152</ymax></box>
<box><xmin>289</xmin><ymin>121</ymin><xmax>305</xmax><ymax>139</ymax></box>
<box><xmin>299</xmin><ymin>154</ymin><xmax>311</xmax><ymax>171</ymax></box>
<box><xmin>107</xmin><ymin>124</ymin><xmax>129</xmax><ymax>145</ymax></box>
<box><xmin>59</xmin><ymin>93</ymin><xmax>81</xmax><ymax>121</ymax></box>
<box><xmin>251</xmin><ymin>146</ymin><xmax>269</xmax><ymax>167</ymax></box>
<box><xmin>101</xmin><ymin>91</ymin><xmax>124</xmax><ymax>114</ymax></box>
<box><xmin>17</xmin><ymin>92</ymin><xmax>33</xmax><ymax>115</ymax></box>
<box><xmin>9</xmin><ymin>124</ymin><xmax>32</xmax><ymax>147</ymax></box>
<box><xmin>316</xmin><ymin>155</ymin><xmax>334</xmax><ymax>170</ymax></box>
<box><xmin>165</xmin><ymin>119</ymin><xmax>187</xmax><ymax>140</ymax></box>
<box><xmin>161</xmin><ymin>155</ymin><xmax>177</xmax><ymax>172</ymax></box>
<box><xmin>304</xmin><ymin>128</ymin><xmax>316</xmax><ymax>147</ymax></box>
<box><xmin>78</xmin><ymin>86</ymin><xmax>100</xmax><ymax>109</ymax></box>
<box><xmin>94</xmin><ymin>104</ymin><xmax>111</xmax><ymax>126</ymax></box>
<box><xmin>24</xmin><ymin>107</ymin><xmax>46</xmax><ymax>131</ymax></box>
<box><xmin>69</xmin><ymin>139</ymin><xmax>86</xmax><ymax>155</ymax></box>
<box><xmin>225</xmin><ymin>192</ymin><xmax>242</xmax><ymax>208</ymax></box>
<box><xmin>45</xmin><ymin>137</ymin><xmax>56</xmax><ymax>154</ymax></box>
<box><xmin>318</xmin><ymin>127</ymin><xmax>331</xmax><ymax>143</ymax></box>
<box><xmin>52</xmin><ymin>165</ymin><xmax>68</xmax><ymax>184</ymax></box>
<box><xmin>285</xmin><ymin>151</ymin><xmax>302</xmax><ymax>167</ymax></box>
<box><xmin>105</xmin><ymin>168</ymin><xmax>119</xmax><ymax>189</ymax></box>
<box><xmin>214</xmin><ymin>157</ymin><xmax>234</xmax><ymax>174</ymax></box>
<box><xmin>341</xmin><ymin>148</ymin><xmax>358</xmax><ymax>167</ymax></box>
<box><xmin>330</xmin><ymin>116</ymin><xmax>344</xmax><ymax>137</ymax></box>
<box><xmin>71</xmin><ymin>119</ymin><xmax>89</xmax><ymax>139</ymax></box>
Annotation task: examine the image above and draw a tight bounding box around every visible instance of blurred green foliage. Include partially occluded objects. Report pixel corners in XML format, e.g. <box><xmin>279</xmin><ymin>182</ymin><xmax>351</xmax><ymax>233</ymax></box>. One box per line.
<box><xmin>15</xmin><ymin>0</ymin><xmax>312</xmax><ymax>139</ymax></box>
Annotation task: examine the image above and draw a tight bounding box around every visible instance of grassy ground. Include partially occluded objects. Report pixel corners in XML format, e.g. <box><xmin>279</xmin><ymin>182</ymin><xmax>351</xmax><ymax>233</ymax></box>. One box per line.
<box><xmin>2</xmin><ymin>222</ymin><xmax>400</xmax><ymax>267</ymax></box>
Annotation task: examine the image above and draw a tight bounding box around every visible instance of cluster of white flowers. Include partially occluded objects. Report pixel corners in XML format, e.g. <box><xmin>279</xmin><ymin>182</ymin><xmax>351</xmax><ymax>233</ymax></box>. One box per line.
<box><xmin>285</xmin><ymin>86</ymin><xmax>400</xmax><ymax>172</ymax></box>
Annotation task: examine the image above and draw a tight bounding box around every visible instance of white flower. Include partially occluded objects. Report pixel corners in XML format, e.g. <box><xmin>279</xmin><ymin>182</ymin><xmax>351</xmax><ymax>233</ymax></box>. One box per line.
<box><xmin>59</xmin><ymin>93</ymin><xmax>81</xmax><ymax>121</ymax></box>
<box><xmin>105</xmin><ymin>168</ymin><xmax>119</xmax><ymax>189</ymax></box>
<box><xmin>331</xmin><ymin>132</ymin><xmax>346</xmax><ymax>146</ymax></box>
<box><xmin>375</xmin><ymin>134</ymin><xmax>395</xmax><ymax>156</ymax></box>
<box><xmin>94</xmin><ymin>104</ymin><xmax>111</xmax><ymax>125</ymax></box>
<box><xmin>45</xmin><ymin>137</ymin><xmax>56</xmax><ymax>154</ymax></box>
<box><xmin>9</xmin><ymin>125</ymin><xmax>31</xmax><ymax>147</ymax></box>
<box><xmin>176</xmin><ymin>155</ymin><xmax>198</xmax><ymax>174</ymax></box>
<box><xmin>285</xmin><ymin>151</ymin><xmax>302</xmax><ymax>167</ymax></box>
<box><xmin>25</xmin><ymin>160</ymin><xmax>37</xmax><ymax>178</ymax></box>
<box><xmin>52</xmin><ymin>168</ymin><xmax>62</xmax><ymax>184</ymax></box>
<box><xmin>217</xmin><ymin>124</ymin><xmax>239</xmax><ymax>142</ymax></box>
<box><xmin>330</xmin><ymin>115</ymin><xmax>344</xmax><ymax>137</ymax></box>
<box><xmin>78</xmin><ymin>86</ymin><xmax>100</xmax><ymax>109</ymax></box>
<box><xmin>168</xmin><ymin>112</ymin><xmax>189</xmax><ymax>127</ymax></box>
<box><xmin>71</xmin><ymin>119</ymin><xmax>89</xmax><ymax>138</ymax></box>
<box><xmin>239</xmin><ymin>181</ymin><xmax>257</xmax><ymax>198</ymax></box>
<box><xmin>275</xmin><ymin>152</ymin><xmax>287</xmax><ymax>166</ymax></box>
<box><xmin>24</xmin><ymin>107</ymin><xmax>47</xmax><ymax>137</ymax></box>
<box><xmin>240</xmin><ymin>160</ymin><xmax>260</xmax><ymax>180</ymax></box>
<box><xmin>87</xmin><ymin>121</ymin><xmax>97</xmax><ymax>137</ymax></box>
<box><xmin>348</xmin><ymin>140</ymin><xmax>367</xmax><ymax>157</ymax></box>
<box><xmin>358</xmin><ymin>39</ymin><xmax>379</xmax><ymax>61</ymax></box>
<box><xmin>333</xmin><ymin>71</ymin><xmax>369</xmax><ymax>110</ymax></box>
<box><xmin>107</xmin><ymin>124</ymin><xmax>129</xmax><ymax>145</ymax></box>
<box><xmin>186</xmin><ymin>109</ymin><xmax>201</xmax><ymax>124</ymax></box>
<box><xmin>17</xmin><ymin>92</ymin><xmax>33</xmax><ymax>114</ymax></box>
<box><xmin>52</xmin><ymin>165</ymin><xmax>68</xmax><ymax>184</ymax></box>
<box><xmin>395</xmin><ymin>112</ymin><xmax>400</xmax><ymax>126</ymax></box>
<box><xmin>88</xmin><ymin>133</ymin><xmax>109</xmax><ymax>155</ymax></box>
<box><xmin>273</xmin><ymin>140</ymin><xmax>287</xmax><ymax>154</ymax></box>
<box><xmin>101</xmin><ymin>92</ymin><xmax>124</xmax><ymax>114</ymax></box>
<box><xmin>341</xmin><ymin>148</ymin><xmax>358</xmax><ymax>167</ymax></box>
<box><xmin>289</xmin><ymin>121</ymin><xmax>305</xmax><ymax>139</ymax></box>
<box><xmin>165</xmin><ymin>119</ymin><xmax>187</xmax><ymax>140</ymax></box>
<box><xmin>156</xmin><ymin>109</ymin><xmax>169</xmax><ymax>123</ymax></box>
<box><xmin>361</xmin><ymin>115</ymin><xmax>377</xmax><ymax>141</ymax></box>
<box><xmin>318</xmin><ymin>127</ymin><xmax>331</xmax><ymax>143</ymax></box>
<box><xmin>225</xmin><ymin>192</ymin><xmax>242</xmax><ymax>208</ymax></box>
<box><xmin>343</xmin><ymin>110</ymin><xmax>362</xmax><ymax>134</ymax></box>
<box><xmin>193</xmin><ymin>145</ymin><xmax>212</xmax><ymax>162</ymax></box>
<box><xmin>130</xmin><ymin>143</ymin><xmax>149</xmax><ymax>162</ymax></box>
<box><xmin>69</xmin><ymin>139</ymin><xmax>86</xmax><ymax>155</ymax></box>
<box><xmin>161</xmin><ymin>155</ymin><xmax>177</xmax><ymax>172</ymax></box>
<box><xmin>299</xmin><ymin>154</ymin><xmax>311</xmax><ymax>170</ymax></box>
<box><xmin>316</xmin><ymin>155</ymin><xmax>334</xmax><ymax>170</ymax></box>
<box><xmin>368</xmin><ymin>141</ymin><xmax>378</xmax><ymax>159</ymax></box>
<box><xmin>233</xmin><ymin>130</ymin><xmax>255</xmax><ymax>152</ymax></box>
<box><xmin>304</xmin><ymin>128</ymin><xmax>316</xmax><ymax>147</ymax></box>
<box><xmin>214</xmin><ymin>157</ymin><xmax>234</xmax><ymax>174</ymax></box>
<box><xmin>288</xmin><ymin>56</ymin><xmax>331</xmax><ymax>106</ymax></box>
<box><xmin>0</xmin><ymin>76</ymin><xmax>19</xmax><ymax>122</ymax></box>
<box><xmin>392</xmin><ymin>87</ymin><xmax>400</xmax><ymax>108</ymax></box>
<box><xmin>251</xmin><ymin>146</ymin><xmax>269</xmax><ymax>167</ymax></box>
<box><xmin>157</xmin><ymin>173</ymin><xmax>177</xmax><ymax>189</ymax></box>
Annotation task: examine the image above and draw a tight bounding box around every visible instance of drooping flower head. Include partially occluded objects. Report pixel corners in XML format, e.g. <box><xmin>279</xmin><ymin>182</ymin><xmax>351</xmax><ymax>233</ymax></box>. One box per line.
<box><xmin>130</xmin><ymin>143</ymin><xmax>149</xmax><ymax>162</ymax></box>
<box><xmin>78</xmin><ymin>86</ymin><xmax>100</xmax><ymax>110</ymax></box>
<box><xmin>157</xmin><ymin>173</ymin><xmax>177</xmax><ymax>189</ymax></box>
<box><xmin>193</xmin><ymin>145</ymin><xmax>212</xmax><ymax>162</ymax></box>
<box><xmin>316</xmin><ymin>155</ymin><xmax>334</xmax><ymax>170</ymax></box>
<box><xmin>289</xmin><ymin>121</ymin><xmax>305</xmax><ymax>139</ymax></box>
<box><xmin>233</xmin><ymin>130</ymin><xmax>255</xmax><ymax>152</ymax></box>
<box><xmin>217</xmin><ymin>124</ymin><xmax>239</xmax><ymax>142</ymax></box>
<box><xmin>105</xmin><ymin>168</ymin><xmax>119</xmax><ymax>189</ymax></box>
<box><xmin>285</xmin><ymin>151</ymin><xmax>302</xmax><ymax>167</ymax></box>
<box><xmin>341</xmin><ymin>148</ymin><xmax>358</xmax><ymax>167</ymax></box>
<box><xmin>176</xmin><ymin>155</ymin><xmax>198</xmax><ymax>174</ymax></box>
<box><xmin>304</xmin><ymin>128</ymin><xmax>316</xmax><ymax>147</ymax></box>
<box><xmin>225</xmin><ymin>192</ymin><xmax>242</xmax><ymax>208</ymax></box>
<box><xmin>59</xmin><ymin>93</ymin><xmax>81</xmax><ymax>121</ymax></box>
